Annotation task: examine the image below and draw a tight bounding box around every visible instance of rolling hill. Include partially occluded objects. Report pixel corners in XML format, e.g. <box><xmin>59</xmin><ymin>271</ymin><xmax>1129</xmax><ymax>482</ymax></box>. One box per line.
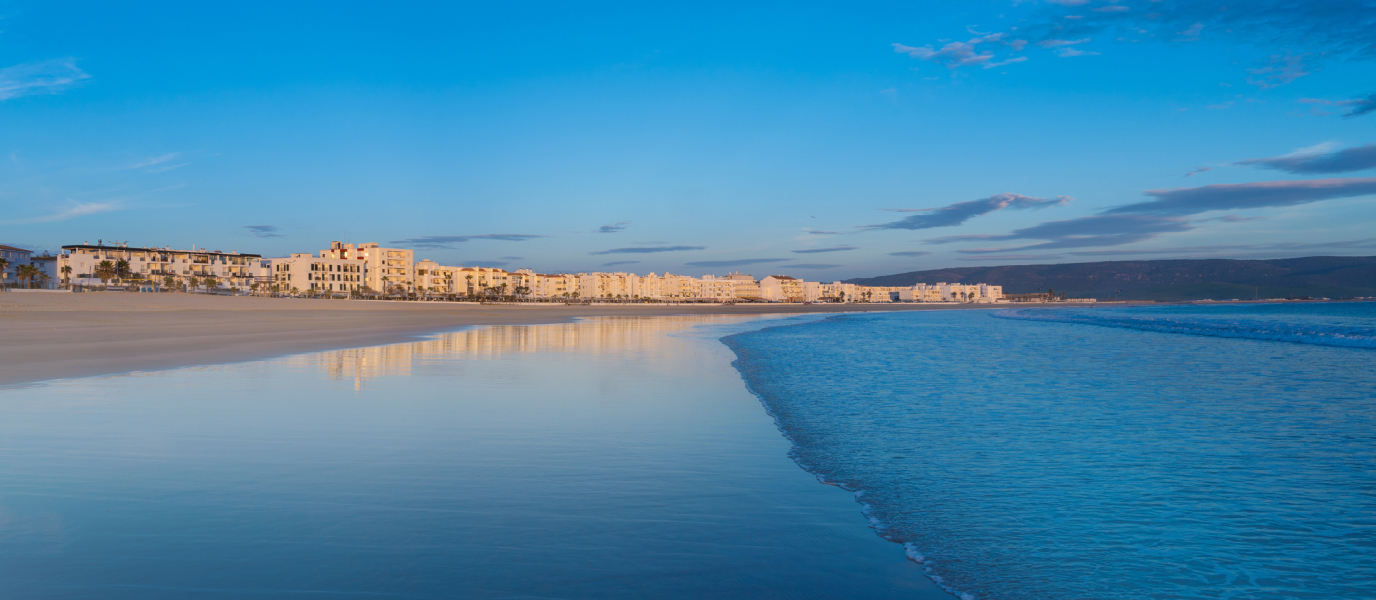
<box><xmin>843</xmin><ymin>256</ymin><xmax>1376</xmax><ymax>301</ymax></box>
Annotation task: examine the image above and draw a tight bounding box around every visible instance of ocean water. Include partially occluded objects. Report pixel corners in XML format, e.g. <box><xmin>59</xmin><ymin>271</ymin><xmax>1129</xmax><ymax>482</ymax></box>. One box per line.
<box><xmin>725</xmin><ymin>302</ymin><xmax>1376</xmax><ymax>600</ymax></box>
<box><xmin>0</xmin><ymin>316</ymin><xmax>950</xmax><ymax>599</ymax></box>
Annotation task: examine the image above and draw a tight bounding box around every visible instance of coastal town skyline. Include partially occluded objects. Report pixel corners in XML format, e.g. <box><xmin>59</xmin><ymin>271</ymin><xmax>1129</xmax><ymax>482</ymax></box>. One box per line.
<box><xmin>3</xmin><ymin>2</ymin><xmax>1374</xmax><ymax>277</ymax></box>
<box><xmin>12</xmin><ymin>240</ymin><xmax>1008</xmax><ymax>303</ymax></box>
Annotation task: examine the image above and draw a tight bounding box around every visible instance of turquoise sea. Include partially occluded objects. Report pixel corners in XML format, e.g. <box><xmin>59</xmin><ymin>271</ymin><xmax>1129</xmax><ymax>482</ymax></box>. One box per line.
<box><xmin>727</xmin><ymin>302</ymin><xmax>1376</xmax><ymax>600</ymax></box>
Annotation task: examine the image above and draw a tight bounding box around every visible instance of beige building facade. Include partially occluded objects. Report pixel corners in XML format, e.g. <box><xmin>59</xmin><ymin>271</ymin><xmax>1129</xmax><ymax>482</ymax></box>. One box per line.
<box><xmin>61</xmin><ymin>243</ymin><xmax>261</xmax><ymax>290</ymax></box>
<box><xmin>321</xmin><ymin>242</ymin><xmax>413</xmax><ymax>293</ymax></box>
<box><xmin>265</xmin><ymin>253</ymin><xmax>366</xmax><ymax>294</ymax></box>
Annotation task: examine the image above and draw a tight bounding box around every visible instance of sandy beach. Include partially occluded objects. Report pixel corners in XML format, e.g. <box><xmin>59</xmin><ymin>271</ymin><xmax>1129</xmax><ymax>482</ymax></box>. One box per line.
<box><xmin>0</xmin><ymin>292</ymin><xmax>1006</xmax><ymax>387</ymax></box>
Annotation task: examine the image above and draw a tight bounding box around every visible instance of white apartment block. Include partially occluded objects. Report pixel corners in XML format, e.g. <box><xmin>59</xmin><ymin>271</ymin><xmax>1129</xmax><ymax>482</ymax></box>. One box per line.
<box><xmin>416</xmin><ymin>259</ymin><xmax>460</xmax><ymax>294</ymax></box>
<box><xmin>322</xmin><ymin>242</ymin><xmax>413</xmax><ymax>293</ymax></box>
<box><xmin>0</xmin><ymin>244</ymin><xmax>33</xmax><ymax>287</ymax></box>
<box><xmin>760</xmin><ymin>275</ymin><xmax>805</xmax><ymax>302</ymax></box>
<box><xmin>60</xmin><ymin>243</ymin><xmax>262</xmax><ymax>289</ymax></box>
<box><xmin>266</xmin><ymin>253</ymin><xmax>366</xmax><ymax>294</ymax></box>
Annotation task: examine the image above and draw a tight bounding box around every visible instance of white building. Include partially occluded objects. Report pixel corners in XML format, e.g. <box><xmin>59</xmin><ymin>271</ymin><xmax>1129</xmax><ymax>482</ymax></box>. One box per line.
<box><xmin>760</xmin><ymin>275</ymin><xmax>805</xmax><ymax>302</ymax></box>
<box><xmin>0</xmin><ymin>244</ymin><xmax>33</xmax><ymax>288</ymax></box>
<box><xmin>322</xmin><ymin>242</ymin><xmax>413</xmax><ymax>293</ymax></box>
<box><xmin>265</xmin><ymin>253</ymin><xmax>366</xmax><ymax>295</ymax></box>
<box><xmin>60</xmin><ymin>243</ymin><xmax>262</xmax><ymax>290</ymax></box>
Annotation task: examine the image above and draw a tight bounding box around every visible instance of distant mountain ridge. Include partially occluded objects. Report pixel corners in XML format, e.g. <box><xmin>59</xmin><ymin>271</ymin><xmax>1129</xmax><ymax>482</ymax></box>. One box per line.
<box><xmin>843</xmin><ymin>256</ymin><xmax>1376</xmax><ymax>301</ymax></box>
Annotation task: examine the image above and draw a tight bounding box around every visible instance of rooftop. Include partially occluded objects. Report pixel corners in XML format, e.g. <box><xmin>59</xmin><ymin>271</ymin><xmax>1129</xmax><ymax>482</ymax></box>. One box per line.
<box><xmin>61</xmin><ymin>244</ymin><xmax>262</xmax><ymax>258</ymax></box>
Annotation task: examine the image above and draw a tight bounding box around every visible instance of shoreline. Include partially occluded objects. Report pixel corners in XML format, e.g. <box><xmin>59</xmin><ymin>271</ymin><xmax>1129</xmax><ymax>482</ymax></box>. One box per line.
<box><xmin>1</xmin><ymin>292</ymin><xmax>1055</xmax><ymax>388</ymax></box>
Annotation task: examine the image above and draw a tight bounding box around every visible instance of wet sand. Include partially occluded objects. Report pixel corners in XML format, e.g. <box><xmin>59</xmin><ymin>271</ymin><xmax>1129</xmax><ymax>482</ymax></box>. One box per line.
<box><xmin>0</xmin><ymin>292</ymin><xmax>1002</xmax><ymax>386</ymax></box>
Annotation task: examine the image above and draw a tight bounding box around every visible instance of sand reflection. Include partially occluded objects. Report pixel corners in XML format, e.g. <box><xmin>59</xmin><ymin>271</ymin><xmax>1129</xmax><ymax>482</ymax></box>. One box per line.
<box><xmin>294</xmin><ymin>315</ymin><xmax>763</xmax><ymax>390</ymax></box>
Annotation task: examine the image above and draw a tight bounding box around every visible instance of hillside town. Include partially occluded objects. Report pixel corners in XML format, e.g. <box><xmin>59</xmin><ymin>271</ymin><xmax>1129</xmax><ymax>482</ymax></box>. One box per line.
<box><xmin>1</xmin><ymin>241</ymin><xmax>1013</xmax><ymax>303</ymax></box>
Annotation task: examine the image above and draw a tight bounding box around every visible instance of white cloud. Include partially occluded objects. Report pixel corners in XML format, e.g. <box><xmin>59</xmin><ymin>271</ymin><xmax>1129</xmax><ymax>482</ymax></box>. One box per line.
<box><xmin>1058</xmin><ymin>47</ymin><xmax>1101</xmax><ymax>57</ymax></box>
<box><xmin>0</xmin><ymin>58</ymin><xmax>91</xmax><ymax>101</ymax></box>
<box><xmin>1</xmin><ymin>201</ymin><xmax>121</xmax><ymax>224</ymax></box>
<box><xmin>1037</xmin><ymin>38</ymin><xmax>1091</xmax><ymax>48</ymax></box>
<box><xmin>123</xmin><ymin>153</ymin><xmax>182</xmax><ymax>170</ymax></box>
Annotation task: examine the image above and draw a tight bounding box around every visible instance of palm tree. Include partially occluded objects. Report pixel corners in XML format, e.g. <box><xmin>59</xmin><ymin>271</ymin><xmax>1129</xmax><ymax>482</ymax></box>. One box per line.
<box><xmin>16</xmin><ymin>264</ymin><xmax>39</xmax><ymax>289</ymax></box>
<box><xmin>36</xmin><ymin>272</ymin><xmax>51</xmax><ymax>289</ymax></box>
<box><xmin>250</xmin><ymin>282</ymin><xmax>260</xmax><ymax>296</ymax></box>
<box><xmin>163</xmin><ymin>275</ymin><xmax>176</xmax><ymax>291</ymax></box>
<box><xmin>60</xmin><ymin>264</ymin><xmax>72</xmax><ymax>288</ymax></box>
<box><xmin>0</xmin><ymin>257</ymin><xmax>9</xmax><ymax>289</ymax></box>
<box><xmin>188</xmin><ymin>276</ymin><xmax>202</xmax><ymax>292</ymax></box>
<box><xmin>205</xmin><ymin>275</ymin><xmax>220</xmax><ymax>293</ymax></box>
<box><xmin>115</xmin><ymin>259</ymin><xmax>132</xmax><ymax>282</ymax></box>
<box><xmin>95</xmin><ymin>260</ymin><xmax>116</xmax><ymax>290</ymax></box>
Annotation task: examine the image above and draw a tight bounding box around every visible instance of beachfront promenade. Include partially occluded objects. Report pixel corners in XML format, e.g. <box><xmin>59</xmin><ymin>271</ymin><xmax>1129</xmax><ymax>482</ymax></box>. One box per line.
<box><xmin>16</xmin><ymin>240</ymin><xmax>1007</xmax><ymax>304</ymax></box>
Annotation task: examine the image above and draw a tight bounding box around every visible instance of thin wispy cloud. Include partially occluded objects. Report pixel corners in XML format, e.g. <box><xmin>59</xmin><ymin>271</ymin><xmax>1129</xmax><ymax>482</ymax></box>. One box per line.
<box><xmin>123</xmin><ymin>153</ymin><xmax>181</xmax><ymax>170</ymax></box>
<box><xmin>0</xmin><ymin>58</ymin><xmax>90</xmax><ymax>101</ymax></box>
<box><xmin>889</xmin><ymin>251</ymin><xmax>931</xmax><ymax>257</ymax></box>
<box><xmin>601</xmin><ymin>260</ymin><xmax>639</xmax><ymax>267</ymax></box>
<box><xmin>591</xmin><ymin>245</ymin><xmax>704</xmax><ymax>255</ymax></box>
<box><xmin>243</xmin><ymin>225</ymin><xmax>285</xmax><ymax>238</ymax></box>
<box><xmin>2</xmin><ymin>201</ymin><xmax>120</xmax><ymax>224</ymax></box>
<box><xmin>148</xmin><ymin>162</ymin><xmax>189</xmax><ymax>173</ymax></box>
<box><xmin>895</xmin><ymin>1</ymin><xmax>1376</xmax><ymax>84</ymax></box>
<box><xmin>954</xmin><ymin>254</ymin><xmax>1059</xmax><ymax>262</ymax></box>
<box><xmin>1057</xmin><ymin>47</ymin><xmax>1100</xmax><ymax>58</ymax></box>
<box><xmin>933</xmin><ymin>215</ymin><xmax>1194</xmax><ymax>252</ymax></box>
<box><xmin>1345</xmin><ymin>93</ymin><xmax>1376</xmax><ymax>119</ymax></box>
<box><xmin>1197</xmin><ymin>215</ymin><xmax>1267</xmax><ymax>223</ymax></box>
<box><xmin>392</xmin><ymin>234</ymin><xmax>546</xmax><ymax>249</ymax></box>
<box><xmin>1185</xmin><ymin>167</ymin><xmax>1214</xmax><ymax>177</ymax></box>
<box><xmin>868</xmin><ymin>193</ymin><xmax>1071</xmax><ymax>230</ymax></box>
<box><xmin>1106</xmin><ymin>178</ymin><xmax>1376</xmax><ymax>216</ymax></box>
<box><xmin>598</xmin><ymin>222</ymin><xmax>629</xmax><ymax>233</ymax></box>
<box><xmin>1048</xmin><ymin>238</ymin><xmax>1376</xmax><ymax>260</ymax></box>
<box><xmin>500</xmin><ymin>256</ymin><xmax>524</xmax><ymax>260</ymax></box>
<box><xmin>1297</xmin><ymin>93</ymin><xmax>1376</xmax><ymax>119</ymax></box>
<box><xmin>1247</xmin><ymin>54</ymin><xmax>1311</xmax><ymax>89</ymax></box>
<box><xmin>792</xmin><ymin>246</ymin><xmax>857</xmax><ymax>254</ymax></box>
<box><xmin>805</xmin><ymin>230</ymin><xmax>839</xmax><ymax>235</ymax></box>
<box><xmin>1235</xmin><ymin>143</ymin><xmax>1376</xmax><ymax>174</ymax></box>
<box><xmin>893</xmin><ymin>34</ymin><xmax>1030</xmax><ymax>70</ymax></box>
<box><xmin>787</xmin><ymin>263</ymin><xmax>842</xmax><ymax>269</ymax></box>
<box><xmin>925</xmin><ymin>170</ymin><xmax>1376</xmax><ymax>253</ymax></box>
<box><xmin>685</xmin><ymin>258</ymin><xmax>790</xmax><ymax>268</ymax></box>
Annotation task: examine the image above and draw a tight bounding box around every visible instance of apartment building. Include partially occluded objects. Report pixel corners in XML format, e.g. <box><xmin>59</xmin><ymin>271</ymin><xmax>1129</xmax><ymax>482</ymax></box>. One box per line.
<box><xmin>266</xmin><ymin>253</ymin><xmax>366</xmax><ymax>294</ymax></box>
<box><xmin>760</xmin><ymin>275</ymin><xmax>805</xmax><ymax>302</ymax></box>
<box><xmin>322</xmin><ymin>242</ymin><xmax>413</xmax><ymax>293</ymax></box>
<box><xmin>416</xmin><ymin>259</ymin><xmax>461</xmax><ymax>294</ymax></box>
<box><xmin>691</xmin><ymin>275</ymin><xmax>739</xmax><ymax>302</ymax></box>
<box><xmin>456</xmin><ymin>266</ymin><xmax>511</xmax><ymax>296</ymax></box>
<box><xmin>60</xmin><ymin>243</ymin><xmax>262</xmax><ymax>289</ymax></box>
<box><xmin>29</xmin><ymin>255</ymin><xmax>59</xmax><ymax>289</ymax></box>
<box><xmin>0</xmin><ymin>244</ymin><xmax>32</xmax><ymax>287</ymax></box>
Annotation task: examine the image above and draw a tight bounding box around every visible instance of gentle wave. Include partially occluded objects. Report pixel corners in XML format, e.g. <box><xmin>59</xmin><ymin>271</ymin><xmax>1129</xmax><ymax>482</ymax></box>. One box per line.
<box><xmin>724</xmin><ymin>307</ymin><xmax>1376</xmax><ymax>600</ymax></box>
<box><xmin>993</xmin><ymin>308</ymin><xmax>1376</xmax><ymax>348</ymax></box>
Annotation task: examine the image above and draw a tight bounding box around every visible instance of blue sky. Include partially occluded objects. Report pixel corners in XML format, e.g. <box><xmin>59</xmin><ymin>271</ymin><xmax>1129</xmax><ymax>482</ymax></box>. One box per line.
<box><xmin>2</xmin><ymin>1</ymin><xmax>1374</xmax><ymax>278</ymax></box>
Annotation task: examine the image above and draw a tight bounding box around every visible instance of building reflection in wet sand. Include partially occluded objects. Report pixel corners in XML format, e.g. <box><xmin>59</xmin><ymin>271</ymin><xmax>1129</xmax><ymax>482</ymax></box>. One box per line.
<box><xmin>292</xmin><ymin>315</ymin><xmax>772</xmax><ymax>391</ymax></box>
